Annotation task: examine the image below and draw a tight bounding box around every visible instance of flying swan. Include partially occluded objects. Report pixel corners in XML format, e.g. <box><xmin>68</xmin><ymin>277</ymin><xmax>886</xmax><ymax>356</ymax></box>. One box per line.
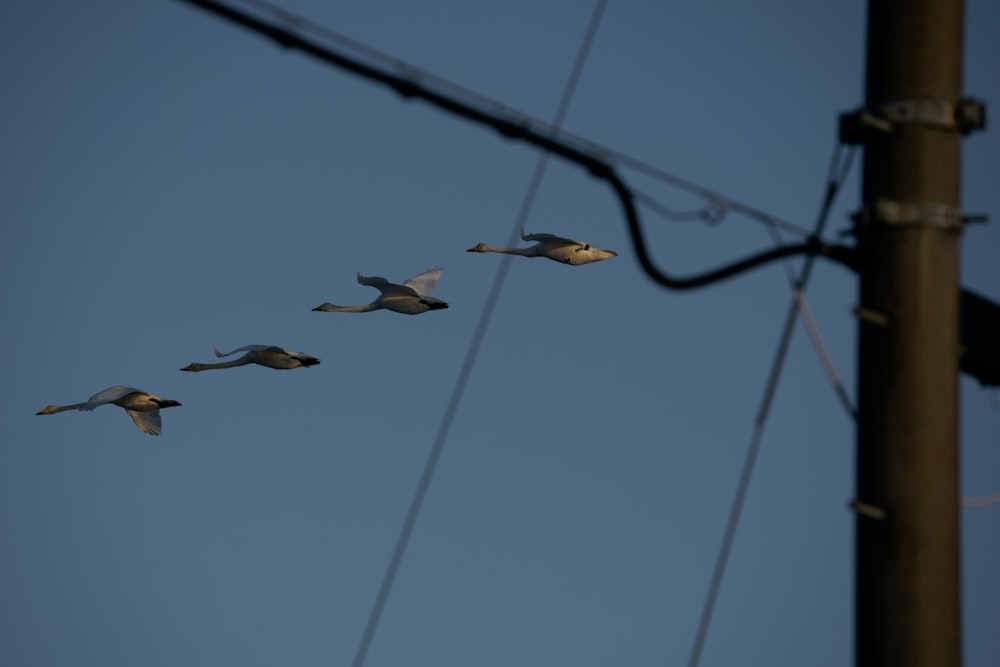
<box><xmin>312</xmin><ymin>266</ymin><xmax>449</xmax><ymax>315</ymax></box>
<box><xmin>35</xmin><ymin>386</ymin><xmax>182</xmax><ymax>436</ymax></box>
<box><xmin>467</xmin><ymin>228</ymin><xmax>618</xmax><ymax>265</ymax></box>
<box><xmin>181</xmin><ymin>345</ymin><xmax>320</xmax><ymax>372</ymax></box>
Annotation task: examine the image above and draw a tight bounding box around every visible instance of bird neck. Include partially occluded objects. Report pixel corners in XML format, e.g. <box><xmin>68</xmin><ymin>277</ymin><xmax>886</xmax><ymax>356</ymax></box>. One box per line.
<box><xmin>486</xmin><ymin>244</ymin><xmax>535</xmax><ymax>257</ymax></box>
<box><xmin>315</xmin><ymin>303</ymin><xmax>379</xmax><ymax>313</ymax></box>
<box><xmin>38</xmin><ymin>403</ymin><xmax>87</xmax><ymax>414</ymax></box>
<box><xmin>183</xmin><ymin>356</ymin><xmax>252</xmax><ymax>372</ymax></box>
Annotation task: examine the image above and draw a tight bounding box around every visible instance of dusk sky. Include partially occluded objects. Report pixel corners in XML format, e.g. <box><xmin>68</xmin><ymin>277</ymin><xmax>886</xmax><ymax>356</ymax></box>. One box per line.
<box><xmin>3</xmin><ymin>1</ymin><xmax>998</xmax><ymax>666</ymax></box>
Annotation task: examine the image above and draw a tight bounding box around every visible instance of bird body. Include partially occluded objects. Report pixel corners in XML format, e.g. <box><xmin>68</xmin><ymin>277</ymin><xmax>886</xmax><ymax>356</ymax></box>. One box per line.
<box><xmin>36</xmin><ymin>386</ymin><xmax>181</xmax><ymax>435</ymax></box>
<box><xmin>180</xmin><ymin>345</ymin><xmax>320</xmax><ymax>372</ymax></box>
<box><xmin>467</xmin><ymin>228</ymin><xmax>617</xmax><ymax>265</ymax></box>
<box><xmin>313</xmin><ymin>266</ymin><xmax>449</xmax><ymax>315</ymax></box>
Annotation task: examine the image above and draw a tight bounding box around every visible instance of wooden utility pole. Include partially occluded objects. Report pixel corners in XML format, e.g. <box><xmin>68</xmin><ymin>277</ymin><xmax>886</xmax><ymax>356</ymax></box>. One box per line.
<box><xmin>854</xmin><ymin>0</ymin><xmax>977</xmax><ymax>665</ymax></box>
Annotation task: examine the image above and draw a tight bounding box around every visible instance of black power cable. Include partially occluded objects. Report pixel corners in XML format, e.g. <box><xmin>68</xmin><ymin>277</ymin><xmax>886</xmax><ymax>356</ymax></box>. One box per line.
<box><xmin>175</xmin><ymin>0</ymin><xmax>858</xmax><ymax>292</ymax></box>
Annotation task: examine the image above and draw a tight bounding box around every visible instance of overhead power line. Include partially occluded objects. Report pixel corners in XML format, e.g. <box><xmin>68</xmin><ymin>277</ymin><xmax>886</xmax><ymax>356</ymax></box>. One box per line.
<box><xmin>176</xmin><ymin>0</ymin><xmax>858</xmax><ymax>292</ymax></box>
<box><xmin>174</xmin><ymin>0</ymin><xmax>1000</xmax><ymax>392</ymax></box>
<box><xmin>686</xmin><ymin>141</ymin><xmax>857</xmax><ymax>667</ymax></box>
<box><xmin>347</xmin><ymin>3</ymin><xmax>608</xmax><ymax>666</ymax></box>
<box><xmin>216</xmin><ymin>0</ymin><xmax>816</xmax><ymax>240</ymax></box>
<box><xmin>769</xmin><ymin>145</ymin><xmax>860</xmax><ymax>420</ymax></box>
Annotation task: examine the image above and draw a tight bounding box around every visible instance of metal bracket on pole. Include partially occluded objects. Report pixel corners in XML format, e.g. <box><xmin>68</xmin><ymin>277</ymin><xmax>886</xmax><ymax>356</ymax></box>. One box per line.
<box><xmin>839</xmin><ymin>97</ymin><xmax>986</xmax><ymax>143</ymax></box>
<box><xmin>852</xmin><ymin>198</ymin><xmax>968</xmax><ymax>233</ymax></box>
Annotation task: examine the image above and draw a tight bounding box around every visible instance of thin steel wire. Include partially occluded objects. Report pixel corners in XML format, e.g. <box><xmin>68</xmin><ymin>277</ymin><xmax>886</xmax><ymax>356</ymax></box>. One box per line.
<box><xmin>634</xmin><ymin>187</ymin><xmax>727</xmax><ymax>224</ymax></box>
<box><xmin>234</xmin><ymin>0</ymin><xmax>814</xmax><ymax>239</ymax></box>
<box><xmin>793</xmin><ymin>286</ymin><xmax>858</xmax><ymax>419</ymax></box>
<box><xmin>765</xmin><ymin>147</ymin><xmax>859</xmax><ymax>420</ymax></box>
<box><xmin>686</xmin><ymin>143</ymin><xmax>856</xmax><ymax>667</ymax></box>
<box><xmin>348</xmin><ymin>4</ymin><xmax>608</xmax><ymax>666</ymax></box>
<box><xmin>618</xmin><ymin>153</ymin><xmax>813</xmax><ymax>236</ymax></box>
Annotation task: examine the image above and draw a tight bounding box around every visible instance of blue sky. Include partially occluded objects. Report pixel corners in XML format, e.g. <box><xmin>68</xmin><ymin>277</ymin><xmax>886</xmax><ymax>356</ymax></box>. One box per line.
<box><xmin>2</xmin><ymin>1</ymin><xmax>998</xmax><ymax>666</ymax></box>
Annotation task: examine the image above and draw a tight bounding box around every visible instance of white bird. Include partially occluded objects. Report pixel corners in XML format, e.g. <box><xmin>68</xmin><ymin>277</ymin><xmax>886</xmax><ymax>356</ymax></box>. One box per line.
<box><xmin>312</xmin><ymin>266</ymin><xmax>449</xmax><ymax>315</ymax></box>
<box><xmin>467</xmin><ymin>228</ymin><xmax>618</xmax><ymax>265</ymax></box>
<box><xmin>35</xmin><ymin>386</ymin><xmax>182</xmax><ymax>436</ymax></box>
<box><xmin>180</xmin><ymin>345</ymin><xmax>320</xmax><ymax>372</ymax></box>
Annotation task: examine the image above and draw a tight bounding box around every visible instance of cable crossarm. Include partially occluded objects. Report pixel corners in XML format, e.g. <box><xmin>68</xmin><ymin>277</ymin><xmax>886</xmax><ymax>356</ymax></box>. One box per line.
<box><xmin>176</xmin><ymin>0</ymin><xmax>852</xmax><ymax>290</ymax></box>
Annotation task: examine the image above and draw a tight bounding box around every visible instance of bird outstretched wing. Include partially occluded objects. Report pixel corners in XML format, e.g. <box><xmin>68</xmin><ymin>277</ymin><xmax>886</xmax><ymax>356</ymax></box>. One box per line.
<box><xmin>520</xmin><ymin>228</ymin><xmax>580</xmax><ymax>246</ymax></box>
<box><xmin>214</xmin><ymin>345</ymin><xmax>270</xmax><ymax>358</ymax></box>
<box><xmin>126</xmin><ymin>409</ymin><xmax>163</xmax><ymax>435</ymax></box>
<box><xmin>402</xmin><ymin>266</ymin><xmax>443</xmax><ymax>296</ymax></box>
<box><xmin>84</xmin><ymin>386</ymin><xmax>141</xmax><ymax>410</ymax></box>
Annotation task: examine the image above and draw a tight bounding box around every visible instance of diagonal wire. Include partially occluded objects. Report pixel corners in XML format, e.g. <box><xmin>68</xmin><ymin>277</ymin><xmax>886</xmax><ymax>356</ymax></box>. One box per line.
<box><xmin>686</xmin><ymin>143</ymin><xmax>857</xmax><ymax>667</ymax></box>
<box><xmin>224</xmin><ymin>0</ymin><xmax>815</xmax><ymax>240</ymax></box>
<box><xmin>348</xmin><ymin>3</ymin><xmax>607</xmax><ymax>666</ymax></box>
<box><xmin>764</xmin><ymin>147</ymin><xmax>859</xmax><ymax>420</ymax></box>
<box><xmin>792</xmin><ymin>286</ymin><xmax>858</xmax><ymax>419</ymax></box>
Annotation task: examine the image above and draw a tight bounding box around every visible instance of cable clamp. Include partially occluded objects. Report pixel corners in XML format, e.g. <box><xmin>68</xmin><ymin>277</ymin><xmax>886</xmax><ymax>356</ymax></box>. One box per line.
<box><xmin>839</xmin><ymin>97</ymin><xmax>986</xmax><ymax>143</ymax></box>
<box><xmin>852</xmin><ymin>198</ymin><xmax>966</xmax><ymax>232</ymax></box>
